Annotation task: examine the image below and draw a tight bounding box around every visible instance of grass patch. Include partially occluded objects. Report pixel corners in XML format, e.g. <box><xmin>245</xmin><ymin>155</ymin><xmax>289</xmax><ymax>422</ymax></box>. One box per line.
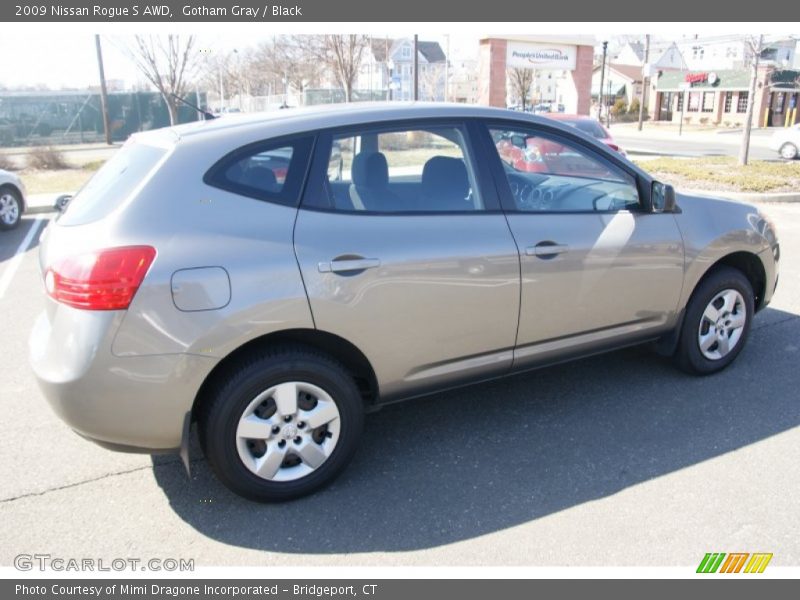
<box><xmin>634</xmin><ymin>156</ymin><xmax>800</xmax><ymax>193</ymax></box>
<box><xmin>18</xmin><ymin>158</ymin><xmax>104</xmax><ymax>195</ymax></box>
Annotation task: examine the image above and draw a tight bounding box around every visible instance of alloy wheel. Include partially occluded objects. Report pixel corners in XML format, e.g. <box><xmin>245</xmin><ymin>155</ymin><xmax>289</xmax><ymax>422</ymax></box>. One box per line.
<box><xmin>0</xmin><ymin>193</ymin><xmax>20</xmax><ymax>226</ymax></box>
<box><xmin>697</xmin><ymin>289</ymin><xmax>747</xmax><ymax>360</ymax></box>
<box><xmin>235</xmin><ymin>381</ymin><xmax>341</xmax><ymax>482</ymax></box>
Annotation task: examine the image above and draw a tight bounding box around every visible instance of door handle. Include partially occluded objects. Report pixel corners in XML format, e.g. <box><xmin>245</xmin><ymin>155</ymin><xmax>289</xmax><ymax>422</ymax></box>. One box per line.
<box><xmin>526</xmin><ymin>243</ymin><xmax>569</xmax><ymax>258</ymax></box>
<box><xmin>318</xmin><ymin>258</ymin><xmax>381</xmax><ymax>273</ymax></box>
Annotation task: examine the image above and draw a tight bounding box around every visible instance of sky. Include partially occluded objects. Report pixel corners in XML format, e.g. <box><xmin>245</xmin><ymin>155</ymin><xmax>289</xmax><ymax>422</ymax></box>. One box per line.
<box><xmin>0</xmin><ymin>33</ymin><xmax>481</xmax><ymax>90</ymax></box>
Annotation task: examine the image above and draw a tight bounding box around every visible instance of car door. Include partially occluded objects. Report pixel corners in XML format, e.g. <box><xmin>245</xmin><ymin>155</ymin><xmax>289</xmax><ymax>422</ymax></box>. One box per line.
<box><xmin>479</xmin><ymin>120</ymin><xmax>685</xmax><ymax>368</ymax></box>
<box><xmin>294</xmin><ymin>121</ymin><xmax>520</xmax><ymax>400</ymax></box>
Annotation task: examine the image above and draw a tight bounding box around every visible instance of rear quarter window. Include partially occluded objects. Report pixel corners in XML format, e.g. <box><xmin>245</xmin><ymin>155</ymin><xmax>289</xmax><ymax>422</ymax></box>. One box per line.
<box><xmin>58</xmin><ymin>141</ymin><xmax>168</xmax><ymax>226</ymax></box>
<box><xmin>204</xmin><ymin>136</ymin><xmax>315</xmax><ymax>206</ymax></box>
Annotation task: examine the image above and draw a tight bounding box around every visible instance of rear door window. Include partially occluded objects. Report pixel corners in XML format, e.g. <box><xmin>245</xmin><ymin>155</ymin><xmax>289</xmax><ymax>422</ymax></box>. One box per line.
<box><xmin>312</xmin><ymin>125</ymin><xmax>484</xmax><ymax>213</ymax></box>
<box><xmin>58</xmin><ymin>141</ymin><xmax>167</xmax><ymax>226</ymax></box>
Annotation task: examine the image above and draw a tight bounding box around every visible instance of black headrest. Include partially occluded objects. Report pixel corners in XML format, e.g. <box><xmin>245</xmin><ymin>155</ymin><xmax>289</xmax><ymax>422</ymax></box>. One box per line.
<box><xmin>352</xmin><ymin>152</ymin><xmax>389</xmax><ymax>189</ymax></box>
<box><xmin>241</xmin><ymin>165</ymin><xmax>278</xmax><ymax>192</ymax></box>
<box><xmin>421</xmin><ymin>156</ymin><xmax>469</xmax><ymax>198</ymax></box>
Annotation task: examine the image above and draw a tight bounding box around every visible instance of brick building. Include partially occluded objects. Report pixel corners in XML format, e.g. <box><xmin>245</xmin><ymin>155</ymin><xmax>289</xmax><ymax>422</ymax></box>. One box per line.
<box><xmin>648</xmin><ymin>66</ymin><xmax>800</xmax><ymax>128</ymax></box>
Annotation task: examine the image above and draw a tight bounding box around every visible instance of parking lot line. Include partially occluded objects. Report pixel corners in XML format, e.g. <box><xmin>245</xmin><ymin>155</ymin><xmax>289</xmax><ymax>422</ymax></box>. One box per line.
<box><xmin>0</xmin><ymin>217</ymin><xmax>46</xmax><ymax>300</ymax></box>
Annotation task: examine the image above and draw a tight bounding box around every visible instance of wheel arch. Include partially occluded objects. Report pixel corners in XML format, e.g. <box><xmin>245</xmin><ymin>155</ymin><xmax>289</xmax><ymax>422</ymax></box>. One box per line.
<box><xmin>0</xmin><ymin>183</ymin><xmax>25</xmax><ymax>211</ymax></box>
<box><xmin>693</xmin><ymin>251</ymin><xmax>767</xmax><ymax>312</ymax></box>
<box><xmin>191</xmin><ymin>328</ymin><xmax>380</xmax><ymax>422</ymax></box>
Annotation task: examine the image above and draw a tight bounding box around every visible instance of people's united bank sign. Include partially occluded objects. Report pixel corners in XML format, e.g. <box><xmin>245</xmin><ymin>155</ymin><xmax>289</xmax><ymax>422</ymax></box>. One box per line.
<box><xmin>506</xmin><ymin>41</ymin><xmax>577</xmax><ymax>71</ymax></box>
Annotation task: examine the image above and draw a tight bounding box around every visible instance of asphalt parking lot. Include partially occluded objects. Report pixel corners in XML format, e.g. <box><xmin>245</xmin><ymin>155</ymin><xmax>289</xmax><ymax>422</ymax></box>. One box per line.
<box><xmin>1</xmin><ymin>204</ymin><xmax>799</xmax><ymax>568</ymax></box>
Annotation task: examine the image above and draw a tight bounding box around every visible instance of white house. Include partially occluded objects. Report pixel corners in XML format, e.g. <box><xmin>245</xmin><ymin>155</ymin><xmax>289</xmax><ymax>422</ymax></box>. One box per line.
<box><xmin>616</xmin><ymin>40</ymin><xmax>687</xmax><ymax>70</ymax></box>
<box><xmin>357</xmin><ymin>38</ymin><xmax>448</xmax><ymax>101</ymax></box>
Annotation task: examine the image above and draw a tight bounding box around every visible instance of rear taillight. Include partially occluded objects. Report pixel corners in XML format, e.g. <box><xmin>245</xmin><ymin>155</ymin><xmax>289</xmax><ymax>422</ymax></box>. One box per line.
<box><xmin>45</xmin><ymin>246</ymin><xmax>156</xmax><ymax>310</ymax></box>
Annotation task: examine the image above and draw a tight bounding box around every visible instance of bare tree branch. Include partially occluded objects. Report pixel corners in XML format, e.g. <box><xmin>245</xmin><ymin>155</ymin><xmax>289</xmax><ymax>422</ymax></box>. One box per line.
<box><xmin>508</xmin><ymin>68</ymin><xmax>534</xmax><ymax>111</ymax></box>
<box><xmin>127</xmin><ymin>35</ymin><xmax>199</xmax><ymax>125</ymax></box>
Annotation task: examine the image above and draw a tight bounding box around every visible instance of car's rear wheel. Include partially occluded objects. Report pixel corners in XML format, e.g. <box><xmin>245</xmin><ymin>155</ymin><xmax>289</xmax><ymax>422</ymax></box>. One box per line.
<box><xmin>674</xmin><ymin>266</ymin><xmax>754</xmax><ymax>375</ymax></box>
<box><xmin>0</xmin><ymin>187</ymin><xmax>22</xmax><ymax>230</ymax></box>
<box><xmin>779</xmin><ymin>142</ymin><xmax>798</xmax><ymax>160</ymax></box>
<box><xmin>199</xmin><ymin>347</ymin><xmax>364</xmax><ymax>502</ymax></box>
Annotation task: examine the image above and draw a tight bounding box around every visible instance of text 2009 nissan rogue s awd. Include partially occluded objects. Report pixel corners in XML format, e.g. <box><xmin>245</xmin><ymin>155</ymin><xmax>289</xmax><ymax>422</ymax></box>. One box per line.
<box><xmin>29</xmin><ymin>103</ymin><xmax>779</xmax><ymax>501</ymax></box>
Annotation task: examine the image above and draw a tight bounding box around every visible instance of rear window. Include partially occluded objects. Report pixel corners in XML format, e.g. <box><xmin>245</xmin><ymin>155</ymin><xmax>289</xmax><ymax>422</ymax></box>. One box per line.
<box><xmin>566</xmin><ymin>119</ymin><xmax>608</xmax><ymax>140</ymax></box>
<box><xmin>58</xmin><ymin>141</ymin><xmax>167</xmax><ymax>226</ymax></box>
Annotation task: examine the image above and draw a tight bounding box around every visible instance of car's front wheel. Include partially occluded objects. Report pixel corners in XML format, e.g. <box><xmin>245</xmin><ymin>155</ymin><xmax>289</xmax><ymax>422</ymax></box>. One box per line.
<box><xmin>0</xmin><ymin>186</ymin><xmax>22</xmax><ymax>230</ymax></box>
<box><xmin>199</xmin><ymin>347</ymin><xmax>364</xmax><ymax>502</ymax></box>
<box><xmin>779</xmin><ymin>142</ymin><xmax>798</xmax><ymax>160</ymax></box>
<box><xmin>674</xmin><ymin>266</ymin><xmax>754</xmax><ymax>375</ymax></box>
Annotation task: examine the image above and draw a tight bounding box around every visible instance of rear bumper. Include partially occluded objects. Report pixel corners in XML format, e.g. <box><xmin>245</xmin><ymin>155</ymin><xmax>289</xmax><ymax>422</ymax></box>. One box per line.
<box><xmin>29</xmin><ymin>305</ymin><xmax>217</xmax><ymax>452</ymax></box>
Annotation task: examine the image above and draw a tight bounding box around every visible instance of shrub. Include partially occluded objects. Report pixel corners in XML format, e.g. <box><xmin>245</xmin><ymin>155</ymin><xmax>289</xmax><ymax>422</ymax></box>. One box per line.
<box><xmin>0</xmin><ymin>153</ymin><xmax>17</xmax><ymax>171</ymax></box>
<box><xmin>628</xmin><ymin>98</ymin><xmax>640</xmax><ymax>114</ymax></box>
<box><xmin>27</xmin><ymin>146</ymin><xmax>70</xmax><ymax>170</ymax></box>
<box><xmin>610</xmin><ymin>99</ymin><xmax>627</xmax><ymax>117</ymax></box>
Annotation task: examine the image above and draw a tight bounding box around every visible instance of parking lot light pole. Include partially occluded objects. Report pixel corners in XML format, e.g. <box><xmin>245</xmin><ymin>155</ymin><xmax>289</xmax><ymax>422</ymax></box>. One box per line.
<box><xmin>598</xmin><ymin>41</ymin><xmax>608</xmax><ymax>122</ymax></box>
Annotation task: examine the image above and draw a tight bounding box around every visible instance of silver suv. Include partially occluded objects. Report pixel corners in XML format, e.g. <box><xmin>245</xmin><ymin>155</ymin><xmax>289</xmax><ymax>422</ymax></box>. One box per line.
<box><xmin>29</xmin><ymin>104</ymin><xmax>779</xmax><ymax>501</ymax></box>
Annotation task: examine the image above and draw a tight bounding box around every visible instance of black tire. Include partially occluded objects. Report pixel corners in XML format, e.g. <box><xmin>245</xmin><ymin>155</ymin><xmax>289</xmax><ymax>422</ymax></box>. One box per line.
<box><xmin>674</xmin><ymin>266</ymin><xmax>754</xmax><ymax>375</ymax></box>
<box><xmin>779</xmin><ymin>142</ymin><xmax>798</xmax><ymax>160</ymax></box>
<box><xmin>199</xmin><ymin>346</ymin><xmax>364</xmax><ymax>502</ymax></box>
<box><xmin>0</xmin><ymin>186</ymin><xmax>23</xmax><ymax>230</ymax></box>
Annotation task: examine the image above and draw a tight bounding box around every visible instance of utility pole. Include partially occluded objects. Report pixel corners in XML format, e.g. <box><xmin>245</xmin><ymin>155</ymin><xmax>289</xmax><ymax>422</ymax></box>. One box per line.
<box><xmin>598</xmin><ymin>41</ymin><xmax>608</xmax><ymax>122</ymax></box>
<box><xmin>413</xmin><ymin>34</ymin><xmax>419</xmax><ymax>101</ymax></box>
<box><xmin>739</xmin><ymin>34</ymin><xmax>764</xmax><ymax>166</ymax></box>
<box><xmin>638</xmin><ymin>34</ymin><xmax>650</xmax><ymax>131</ymax></box>
<box><xmin>445</xmin><ymin>34</ymin><xmax>450</xmax><ymax>102</ymax></box>
<box><xmin>94</xmin><ymin>35</ymin><xmax>112</xmax><ymax>145</ymax></box>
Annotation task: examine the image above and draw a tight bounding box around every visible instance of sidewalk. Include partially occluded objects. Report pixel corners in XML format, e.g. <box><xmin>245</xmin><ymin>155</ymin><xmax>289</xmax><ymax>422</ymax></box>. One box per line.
<box><xmin>611</xmin><ymin>122</ymin><xmax>772</xmax><ymax>146</ymax></box>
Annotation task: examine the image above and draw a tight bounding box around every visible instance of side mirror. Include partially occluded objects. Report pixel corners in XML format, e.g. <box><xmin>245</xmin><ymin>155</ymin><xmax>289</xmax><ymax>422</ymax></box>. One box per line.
<box><xmin>651</xmin><ymin>181</ymin><xmax>676</xmax><ymax>213</ymax></box>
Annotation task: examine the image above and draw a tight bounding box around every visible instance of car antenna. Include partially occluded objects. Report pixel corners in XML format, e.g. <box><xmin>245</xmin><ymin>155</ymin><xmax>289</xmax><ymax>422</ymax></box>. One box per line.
<box><xmin>171</xmin><ymin>93</ymin><xmax>216</xmax><ymax>120</ymax></box>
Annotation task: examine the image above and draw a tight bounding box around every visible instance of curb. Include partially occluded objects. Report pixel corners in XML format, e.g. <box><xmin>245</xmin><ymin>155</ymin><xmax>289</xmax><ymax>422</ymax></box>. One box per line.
<box><xmin>682</xmin><ymin>188</ymin><xmax>800</xmax><ymax>204</ymax></box>
<box><xmin>27</xmin><ymin>204</ymin><xmax>57</xmax><ymax>215</ymax></box>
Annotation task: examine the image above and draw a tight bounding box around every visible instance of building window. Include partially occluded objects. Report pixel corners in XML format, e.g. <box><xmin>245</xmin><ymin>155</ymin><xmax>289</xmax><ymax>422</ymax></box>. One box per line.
<box><xmin>688</xmin><ymin>92</ymin><xmax>701</xmax><ymax>112</ymax></box>
<box><xmin>702</xmin><ymin>92</ymin><xmax>715</xmax><ymax>113</ymax></box>
<box><xmin>724</xmin><ymin>91</ymin><xmax>734</xmax><ymax>112</ymax></box>
<box><xmin>692</xmin><ymin>46</ymin><xmax>705</xmax><ymax>60</ymax></box>
<box><xmin>737</xmin><ymin>92</ymin><xmax>749</xmax><ymax>113</ymax></box>
<box><xmin>676</xmin><ymin>93</ymin><xmax>684</xmax><ymax>111</ymax></box>
<box><xmin>401</xmin><ymin>46</ymin><xmax>411</xmax><ymax>58</ymax></box>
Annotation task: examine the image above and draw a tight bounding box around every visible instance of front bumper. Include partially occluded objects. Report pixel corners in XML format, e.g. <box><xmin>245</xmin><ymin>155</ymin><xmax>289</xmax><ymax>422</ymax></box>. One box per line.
<box><xmin>758</xmin><ymin>243</ymin><xmax>780</xmax><ymax>309</ymax></box>
<box><xmin>29</xmin><ymin>304</ymin><xmax>217</xmax><ymax>452</ymax></box>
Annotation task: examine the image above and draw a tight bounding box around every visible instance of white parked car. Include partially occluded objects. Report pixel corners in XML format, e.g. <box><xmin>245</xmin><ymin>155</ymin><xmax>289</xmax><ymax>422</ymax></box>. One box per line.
<box><xmin>769</xmin><ymin>124</ymin><xmax>800</xmax><ymax>160</ymax></box>
<box><xmin>0</xmin><ymin>169</ymin><xmax>26</xmax><ymax>230</ymax></box>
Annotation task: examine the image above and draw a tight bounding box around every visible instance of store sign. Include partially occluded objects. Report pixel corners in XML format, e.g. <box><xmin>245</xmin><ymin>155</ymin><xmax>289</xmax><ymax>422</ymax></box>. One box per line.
<box><xmin>507</xmin><ymin>41</ymin><xmax>577</xmax><ymax>71</ymax></box>
<box><xmin>685</xmin><ymin>72</ymin><xmax>709</xmax><ymax>84</ymax></box>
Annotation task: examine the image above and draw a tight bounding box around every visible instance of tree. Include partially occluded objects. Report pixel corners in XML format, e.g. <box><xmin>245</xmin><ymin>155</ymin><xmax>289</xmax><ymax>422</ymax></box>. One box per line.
<box><xmin>739</xmin><ymin>34</ymin><xmax>764</xmax><ymax>166</ymax></box>
<box><xmin>246</xmin><ymin>36</ymin><xmax>323</xmax><ymax>99</ymax></box>
<box><xmin>320</xmin><ymin>35</ymin><xmax>369</xmax><ymax>102</ymax></box>
<box><xmin>419</xmin><ymin>63</ymin><xmax>446</xmax><ymax>101</ymax></box>
<box><xmin>128</xmin><ymin>35</ymin><xmax>199</xmax><ymax>125</ymax></box>
<box><xmin>508</xmin><ymin>68</ymin><xmax>534</xmax><ymax>111</ymax></box>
